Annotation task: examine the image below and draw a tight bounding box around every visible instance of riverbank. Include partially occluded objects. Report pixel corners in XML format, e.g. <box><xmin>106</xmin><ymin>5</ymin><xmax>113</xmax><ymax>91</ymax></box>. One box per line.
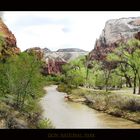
<box><xmin>57</xmin><ymin>84</ymin><xmax>140</xmax><ymax>124</ymax></box>
<box><xmin>0</xmin><ymin>87</ymin><xmax>53</xmax><ymax>129</ymax></box>
<box><xmin>0</xmin><ymin>96</ymin><xmax>45</xmax><ymax>128</ymax></box>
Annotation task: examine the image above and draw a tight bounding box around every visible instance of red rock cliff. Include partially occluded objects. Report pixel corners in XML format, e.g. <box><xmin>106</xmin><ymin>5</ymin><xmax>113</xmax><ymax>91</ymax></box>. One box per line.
<box><xmin>0</xmin><ymin>18</ymin><xmax>20</xmax><ymax>60</ymax></box>
<box><xmin>25</xmin><ymin>47</ymin><xmax>67</xmax><ymax>75</ymax></box>
<box><xmin>45</xmin><ymin>58</ymin><xmax>66</xmax><ymax>75</ymax></box>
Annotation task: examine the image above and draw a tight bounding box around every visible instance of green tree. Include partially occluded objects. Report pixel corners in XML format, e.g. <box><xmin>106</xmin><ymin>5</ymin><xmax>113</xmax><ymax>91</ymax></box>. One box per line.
<box><xmin>62</xmin><ymin>56</ymin><xmax>86</xmax><ymax>88</ymax></box>
<box><xmin>0</xmin><ymin>52</ymin><xmax>45</xmax><ymax>109</ymax></box>
<box><xmin>108</xmin><ymin>38</ymin><xmax>140</xmax><ymax>94</ymax></box>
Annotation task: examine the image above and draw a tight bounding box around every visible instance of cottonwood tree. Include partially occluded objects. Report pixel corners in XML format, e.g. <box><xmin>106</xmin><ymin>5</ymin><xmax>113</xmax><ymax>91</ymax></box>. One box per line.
<box><xmin>108</xmin><ymin>38</ymin><xmax>140</xmax><ymax>94</ymax></box>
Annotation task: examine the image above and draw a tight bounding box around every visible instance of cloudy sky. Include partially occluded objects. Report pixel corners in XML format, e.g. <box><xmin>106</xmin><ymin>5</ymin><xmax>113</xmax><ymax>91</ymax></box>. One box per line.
<box><xmin>2</xmin><ymin>11</ymin><xmax>140</xmax><ymax>52</ymax></box>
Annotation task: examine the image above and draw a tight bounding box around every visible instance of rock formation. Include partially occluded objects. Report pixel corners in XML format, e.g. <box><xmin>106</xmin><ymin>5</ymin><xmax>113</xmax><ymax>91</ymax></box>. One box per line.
<box><xmin>42</xmin><ymin>47</ymin><xmax>51</xmax><ymax>53</ymax></box>
<box><xmin>0</xmin><ymin>18</ymin><xmax>20</xmax><ymax>60</ymax></box>
<box><xmin>26</xmin><ymin>47</ymin><xmax>87</xmax><ymax>75</ymax></box>
<box><xmin>89</xmin><ymin>17</ymin><xmax>140</xmax><ymax>61</ymax></box>
<box><xmin>43</xmin><ymin>48</ymin><xmax>88</xmax><ymax>75</ymax></box>
<box><xmin>45</xmin><ymin>48</ymin><xmax>88</xmax><ymax>62</ymax></box>
<box><xmin>45</xmin><ymin>58</ymin><xmax>66</xmax><ymax>75</ymax></box>
<box><xmin>25</xmin><ymin>47</ymin><xmax>44</xmax><ymax>61</ymax></box>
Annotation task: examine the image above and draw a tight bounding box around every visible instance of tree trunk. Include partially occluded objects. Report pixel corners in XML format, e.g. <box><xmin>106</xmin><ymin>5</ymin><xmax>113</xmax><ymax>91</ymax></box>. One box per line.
<box><xmin>137</xmin><ymin>74</ymin><xmax>140</xmax><ymax>95</ymax></box>
<box><xmin>105</xmin><ymin>78</ymin><xmax>108</xmax><ymax>92</ymax></box>
<box><xmin>86</xmin><ymin>67</ymin><xmax>89</xmax><ymax>88</ymax></box>
<box><xmin>120</xmin><ymin>77</ymin><xmax>123</xmax><ymax>88</ymax></box>
<box><xmin>124</xmin><ymin>74</ymin><xmax>132</xmax><ymax>88</ymax></box>
<box><xmin>105</xmin><ymin>70</ymin><xmax>111</xmax><ymax>92</ymax></box>
<box><xmin>85</xmin><ymin>59</ymin><xmax>89</xmax><ymax>88</ymax></box>
<box><xmin>138</xmin><ymin>80</ymin><xmax>140</xmax><ymax>95</ymax></box>
<box><xmin>133</xmin><ymin>74</ymin><xmax>136</xmax><ymax>94</ymax></box>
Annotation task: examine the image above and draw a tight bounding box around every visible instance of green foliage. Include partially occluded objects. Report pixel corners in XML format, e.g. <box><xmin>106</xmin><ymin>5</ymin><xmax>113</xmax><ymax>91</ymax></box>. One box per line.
<box><xmin>37</xmin><ymin>118</ymin><xmax>54</xmax><ymax>128</ymax></box>
<box><xmin>60</xmin><ymin>38</ymin><xmax>140</xmax><ymax>92</ymax></box>
<box><xmin>57</xmin><ymin>84</ymin><xmax>72</xmax><ymax>94</ymax></box>
<box><xmin>0</xmin><ymin>36</ymin><xmax>5</xmax><ymax>59</ymax></box>
<box><xmin>107</xmin><ymin>38</ymin><xmax>140</xmax><ymax>94</ymax></box>
<box><xmin>0</xmin><ymin>52</ymin><xmax>46</xmax><ymax>110</ymax></box>
<box><xmin>45</xmin><ymin>75</ymin><xmax>63</xmax><ymax>85</ymax></box>
<box><xmin>85</xmin><ymin>69</ymin><xmax>96</xmax><ymax>88</ymax></box>
<box><xmin>95</xmin><ymin>70</ymin><xmax>105</xmax><ymax>89</ymax></box>
<box><xmin>108</xmin><ymin>72</ymin><xmax>122</xmax><ymax>87</ymax></box>
<box><xmin>0</xmin><ymin>49</ymin><xmax>55</xmax><ymax>128</ymax></box>
<box><xmin>62</xmin><ymin>56</ymin><xmax>86</xmax><ymax>88</ymax></box>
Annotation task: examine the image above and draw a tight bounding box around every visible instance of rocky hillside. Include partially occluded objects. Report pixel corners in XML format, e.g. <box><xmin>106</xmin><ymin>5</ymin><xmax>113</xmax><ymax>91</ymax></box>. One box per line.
<box><xmin>89</xmin><ymin>17</ymin><xmax>140</xmax><ymax>61</ymax></box>
<box><xmin>45</xmin><ymin>48</ymin><xmax>88</xmax><ymax>62</ymax></box>
<box><xmin>44</xmin><ymin>48</ymin><xmax>87</xmax><ymax>75</ymax></box>
<box><xmin>26</xmin><ymin>47</ymin><xmax>88</xmax><ymax>75</ymax></box>
<box><xmin>0</xmin><ymin>18</ymin><xmax>20</xmax><ymax>60</ymax></box>
<box><xmin>57</xmin><ymin>48</ymin><xmax>87</xmax><ymax>52</ymax></box>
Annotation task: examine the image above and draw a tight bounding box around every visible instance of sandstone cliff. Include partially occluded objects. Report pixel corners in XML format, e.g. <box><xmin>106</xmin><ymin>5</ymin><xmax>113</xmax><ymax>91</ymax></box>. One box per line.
<box><xmin>0</xmin><ymin>18</ymin><xmax>20</xmax><ymax>60</ymax></box>
<box><xmin>89</xmin><ymin>17</ymin><xmax>140</xmax><ymax>61</ymax></box>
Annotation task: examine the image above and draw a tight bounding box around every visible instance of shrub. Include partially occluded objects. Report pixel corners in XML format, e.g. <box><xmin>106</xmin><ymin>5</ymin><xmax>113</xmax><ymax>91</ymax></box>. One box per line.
<box><xmin>37</xmin><ymin>118</ymin><xmax>54</xmax><ymax>128</ymax></box>
<box><xmin>57</xmin><ymin>84</ymin><xmax>72</xmax><ymax>94</ymax></box>
<box><xmin>121</xmin><ymin>98</ymin><xmax>140</xmax><ymax>112</ymax></box>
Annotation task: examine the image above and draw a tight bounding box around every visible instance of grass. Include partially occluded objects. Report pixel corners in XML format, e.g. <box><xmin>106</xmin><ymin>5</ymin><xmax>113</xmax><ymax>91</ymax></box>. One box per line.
<box><xmin>58</xmin><ymin>84</ymin><xmax>140</xmax><ymax>124</ymax></box>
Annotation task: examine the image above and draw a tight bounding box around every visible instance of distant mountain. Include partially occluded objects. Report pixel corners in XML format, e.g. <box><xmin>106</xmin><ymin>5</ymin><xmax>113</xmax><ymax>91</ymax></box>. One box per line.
<box><xmin>56</xmin><ymin>48</ymin><xmax>87</xmax><ymax>52</ymax></box>
<box><xmin>25</xmin><ymin>47</ymin><xmax>88</xmax><ymax>75</ymax></box>
<box><xmin>42</xmin><ymin>48</ymin><xmax>51</xmax><ymax>53</ymax></box>
<box><xmin>44</xmin><ymin>48</ymin><xmax>88</xmax><ymax>62</ymax></box>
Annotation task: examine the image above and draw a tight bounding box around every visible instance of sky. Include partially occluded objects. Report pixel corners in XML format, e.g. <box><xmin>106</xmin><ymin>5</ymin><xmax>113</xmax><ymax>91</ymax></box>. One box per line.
<box><xmin>2</xmin><ymin>11</ymin><xmax>140</xmax><ymax>52</ymax></box>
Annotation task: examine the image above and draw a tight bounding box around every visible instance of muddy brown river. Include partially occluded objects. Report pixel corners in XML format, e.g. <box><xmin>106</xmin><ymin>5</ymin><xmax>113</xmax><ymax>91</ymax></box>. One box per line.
<box><xmin>40</xmin><ymin>85</ymin><xmax>140</xmax><ymax>128</ymax></box>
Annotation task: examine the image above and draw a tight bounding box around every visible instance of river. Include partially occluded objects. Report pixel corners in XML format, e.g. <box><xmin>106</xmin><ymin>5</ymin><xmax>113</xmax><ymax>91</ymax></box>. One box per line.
<box><xmin>40</xmin><ymin>85</ymin><xmax>140</xmax><ymax>128</ymax></box>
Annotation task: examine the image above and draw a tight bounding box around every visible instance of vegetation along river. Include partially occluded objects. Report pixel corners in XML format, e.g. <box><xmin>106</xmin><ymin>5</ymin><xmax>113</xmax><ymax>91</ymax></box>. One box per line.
<box><xmin>40</xmin><ymin>85</ymin><xmax>140</xmax><ymax>128</ymax></box>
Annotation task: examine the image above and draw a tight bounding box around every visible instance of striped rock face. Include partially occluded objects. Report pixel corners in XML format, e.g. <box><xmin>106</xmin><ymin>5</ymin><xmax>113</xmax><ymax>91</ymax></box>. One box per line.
<box><xmin>89</xmin><ymin>17</ymin><xmax>140</xmax><ymax>61</ymax></box>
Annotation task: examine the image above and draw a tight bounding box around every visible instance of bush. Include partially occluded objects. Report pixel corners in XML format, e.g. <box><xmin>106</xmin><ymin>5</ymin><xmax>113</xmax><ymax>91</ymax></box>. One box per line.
<box><xmin>37</xmin><ymin>118</ymin><xmax>54</xmax><ymax>128</ymax></box>
<box><xmin>45</xmin><ymin>75</ymin><xmax>63</xmax><ymax>85</ymax></box>
<box><xmin>57</xmin><ymin>84</ymin><xmax>72</xmax><ymax>94</ymax></box>
<box><xmin>121</xmin><ymin>98</ymin><xmax>140</xmax><ymax>112</ymax></box>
